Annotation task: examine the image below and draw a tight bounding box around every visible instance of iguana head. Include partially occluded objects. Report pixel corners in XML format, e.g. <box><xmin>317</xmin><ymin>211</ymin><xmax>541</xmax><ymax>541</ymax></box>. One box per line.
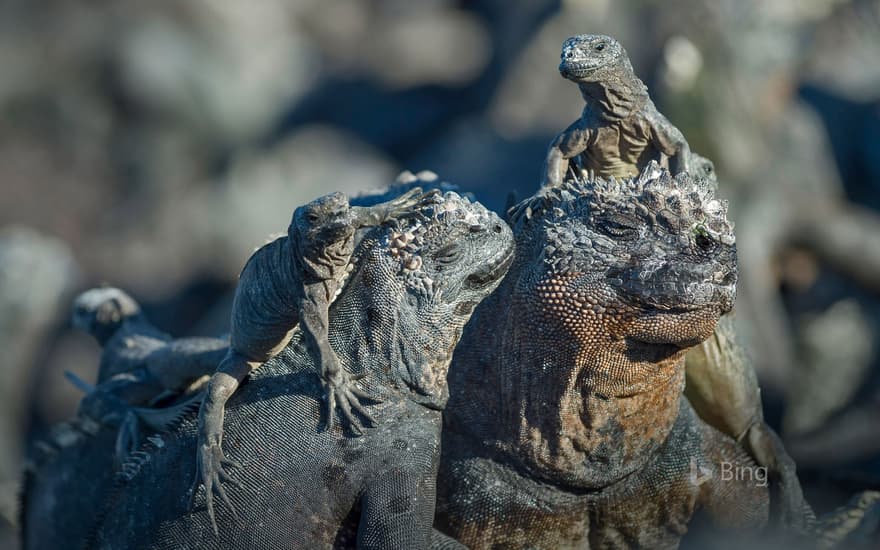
<box><xmin>689</xmin><ymin>151</ymin><xmax>718</xmax><ymax>187</ymax></box>
<box><xmin>72</xmin><ymin>287</ymin><xmax>143</xmax><ymax>345</ymax></box>
<box><xmin>559</xmin><ymin>34</ymin><xmax>633</xmax><ymax>83</ymax></box>
<box><xmin>509</xmin><ymin>161</ymin><xmax>735</xmax><ymax>389</ymax></box>
<box><xmin>290</xmin><ymin>191</ymin><xmax>354</xmax><ymax>245</ymax></box>
<box><xmin>339</xmin><ymin>189</ymin><xmax>514</xmax><ymax>409</ymax></box>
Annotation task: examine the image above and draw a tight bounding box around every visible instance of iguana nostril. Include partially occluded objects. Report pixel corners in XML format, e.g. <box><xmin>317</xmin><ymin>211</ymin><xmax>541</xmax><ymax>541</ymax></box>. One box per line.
<box><xmin>493</xmin><ymin>224</ymin><xmax>503</xmax><ymax>234</ymax></box>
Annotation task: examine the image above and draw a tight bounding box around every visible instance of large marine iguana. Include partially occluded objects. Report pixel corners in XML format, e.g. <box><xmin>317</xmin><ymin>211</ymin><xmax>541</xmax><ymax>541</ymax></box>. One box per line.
<box><xmin>41</xmin><ymin>187</ymin><xmax>514</xmax><ymax>549</ymax></box>
<box><xmin>436</xmin><ymin>164</ymin><xmax>765</xmax><ymax>548</ymax></box>
<box><xmin>193</xmin><ymin>187</ymin><xmax>440</xmax><ymax>530</ymax></box>
<box><xmin>435</xmin><ymin>163</ymin><xmax>879</xmax><ymax>548</ymax></box>
<box><xmin>543</xmin><ymin>33</ymin><xmax>806</xmax><ymax>527</ymax></box>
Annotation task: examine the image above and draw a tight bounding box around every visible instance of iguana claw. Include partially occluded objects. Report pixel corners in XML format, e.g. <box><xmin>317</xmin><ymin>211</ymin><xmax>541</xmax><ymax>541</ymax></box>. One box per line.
<box><xmin>191</xmin><ymin>442</ymin><xmax>242</xmax><ymax>535</ymax></box>
<box><xmin>382</xmin><ymin>188</ymin><xmax>443</xmax><ymax>225</ymax></box>
<box><xmin>322</xmin><ymin>371</ymin><xmax>380</xmax><ymax>436</ymax></box>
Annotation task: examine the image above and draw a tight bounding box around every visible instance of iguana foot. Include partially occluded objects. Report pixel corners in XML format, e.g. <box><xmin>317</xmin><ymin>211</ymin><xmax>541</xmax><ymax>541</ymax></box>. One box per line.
<box><xmin>322</xmin><ymin>370</ymin><xmax>380</xmax><ymax>436</ymax></box>
<box><xmin>381</xmin><ymin>187</ymin><xmax>442</xmax><ymax>224</ymax></box>
<box><xmin>114</xmin><ymin>410</ymin><xmax>141</xmax><ymax>462</ymax></box>
<box><xmin>191</xmin><ymin>442</ymin><xmax>242</xmax><ymax>535</ymax></box>
<box><xmin>744</xmin><ymin>422</ymin><xmax>813</xmax><ymax>531</ymax></box>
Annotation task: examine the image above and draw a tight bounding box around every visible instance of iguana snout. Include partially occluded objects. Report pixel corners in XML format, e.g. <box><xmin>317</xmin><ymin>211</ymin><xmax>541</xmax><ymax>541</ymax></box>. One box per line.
<box><xmin>611</xmin><ymin>239</ymin><xmax>737</xmax><ymax>315</ymax></box>
<box><xmin>292</xmin><ymin>191</ymin><xmax>353</xmax><ymax>242</ymax></box>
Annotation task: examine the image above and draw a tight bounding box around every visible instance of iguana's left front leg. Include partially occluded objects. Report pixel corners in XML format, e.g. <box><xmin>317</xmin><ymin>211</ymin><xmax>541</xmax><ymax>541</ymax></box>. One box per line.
<box><xmin>648</xmin><ymin>110</ymin><xmax>692</xmax><ymax>176</ymax></box>
<box><xmin>685</xmin><ymin>314</ymin><xmax>810</xmax><ymax>531</ymax></box>
<box><xmin>300</xmin><ymin>287</ymin><xmax>377</xmax><ymax>435</ymax></box>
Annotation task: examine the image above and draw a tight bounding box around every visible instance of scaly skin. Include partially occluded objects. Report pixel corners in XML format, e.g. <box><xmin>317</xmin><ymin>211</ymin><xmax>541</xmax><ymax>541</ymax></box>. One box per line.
<box><xmin>70</xmin><ymin>287</ymin><xmax>227</xmax><ymax>459</ymax></box>
<box><xmin>437</xmin><ymin>164</ymin><xmax>769</xmax><ymax>548</ymax></box>
<box><xmin>542</xmin><ymin>34</ymin><xmax>692</xmax><ymax>186</ymax></box>
<box><xmin>192</xmin><ymin>187</ymin><xmax>442</xmax><ymax>533</ymax></box>
<box><xmin>544</xmin><ymin>33</ymin><xmax>807</xmax><ymax>529</ymax></box>
<box><xmin>75</xmin><ymin>188</ymin><xmax>514</xmax><ymax>548</ymax></box>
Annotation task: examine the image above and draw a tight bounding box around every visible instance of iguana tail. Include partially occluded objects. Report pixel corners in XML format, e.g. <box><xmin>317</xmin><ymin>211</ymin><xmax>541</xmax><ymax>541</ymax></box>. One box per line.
<box><xmin>814</xmin><ymin>491</ymin><xmax>880</xmax><ymax>549</ymax></box>
<box><xmin>133</xmin><ymin>390</ymin><xmax>204</xmax><ymax>432</ymax></box>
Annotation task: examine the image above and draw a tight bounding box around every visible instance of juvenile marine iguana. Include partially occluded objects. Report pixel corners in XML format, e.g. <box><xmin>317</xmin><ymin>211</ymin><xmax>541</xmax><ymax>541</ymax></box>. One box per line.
<box><xmin>437</xmin><ymin>164</ymin><xmax>768</xmax><ymax>548</ymax></box>
<box><xmin>20</xmin><ymin>288</ymin><xmax>226</xmax><ymax>549</ymax></box>
<box><xmin>193</xmin><ymin>187</ymin><xmax>438</xmax><ymax>528</ymax></box>
<box><xmin>70</xmin><ymin>287</ymin><xmax>228</xmax><ymax>457</ymax></box>
<box><xmin>542</xmin><ymin>34</ymin><xmax>692</xmax><ymax>186</ymax></box>
<box><xmin>74</xmin><ymin>188</ymin><xmax>514</xmax><ymax>549</ymax></box>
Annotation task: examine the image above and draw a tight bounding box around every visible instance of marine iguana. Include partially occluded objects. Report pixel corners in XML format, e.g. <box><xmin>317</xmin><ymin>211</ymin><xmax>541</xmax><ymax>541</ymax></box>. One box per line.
<box><xmin>71</xmin><ymin>287</ymin><xmax>227</xmax><ymax>395</ymax></box>
<box><xmin>436</xmin><ymin>163</ymin><xmax>768</xmax><ymax>548</ymax></box>
<box><xmin>72</xmin><ymin>187</ymin><xmax>514</xmax><ymax>548</ymax></box>
<box><xmin>70</xmin><ymin>287</ymin><xmax>228</xmax><ymax>458</ymax></box>
<box><xmin>542</xmin><ymin>34</ymin><xmax>692</xmax><ymax>187</ymax></box>
<box><xmin>193</xmin><ymin>187</ymin><xmax>439</xmax><ymax>529</ymax></box>
<box><xmin>21</xmin><ymin>289</ymin><xmax>228</xmax><ymax>550</ymax></box>
<box><xmin>543</xmin><ymin>33</ymin><xmax>807</xmax><ymax>528</ymax></box>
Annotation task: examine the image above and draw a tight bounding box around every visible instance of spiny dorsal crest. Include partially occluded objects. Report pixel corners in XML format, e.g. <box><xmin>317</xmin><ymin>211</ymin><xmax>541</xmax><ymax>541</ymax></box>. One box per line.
<box><xmin>511</xmin><ymin>161</ymin><xmax>734</xmax><ymax>245</ymax></box>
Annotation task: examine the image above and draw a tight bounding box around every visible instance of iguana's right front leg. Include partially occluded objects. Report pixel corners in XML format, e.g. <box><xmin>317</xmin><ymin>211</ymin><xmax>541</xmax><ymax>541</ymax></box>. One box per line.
<box><xmin>192</xmin><ymin>350</ymin><xmax>256</xmax><ymax>534</ymax></box>
<box><xmin>300</xmin><ymin>288</ymin><xmax>377</xmax><ymax>435</ymax></box>
<box><xmin>542</xmin><ymin>120</ymin><xmax>590</xmax><ymax>188</ymax></box>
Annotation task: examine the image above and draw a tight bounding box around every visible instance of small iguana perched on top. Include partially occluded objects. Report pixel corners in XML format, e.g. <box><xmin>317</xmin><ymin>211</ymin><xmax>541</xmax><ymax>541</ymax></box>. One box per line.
<box><xmin>60</xmin><ymin>187</ymin><xmax>514</xmax><ymax>549</ymax></box>
<box><xmin>193</xmin><ymin>186</ymin><xmax>439</xmax><ymax>532</ymax></box>
<box><xmin>542</xmin><ymin>34</ymin><xmax>692</xmax><ymax>186</ymax></box>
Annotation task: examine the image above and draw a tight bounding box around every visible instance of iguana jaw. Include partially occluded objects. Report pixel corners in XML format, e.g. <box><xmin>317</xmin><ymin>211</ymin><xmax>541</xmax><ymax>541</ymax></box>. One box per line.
<box><xmin>464</xmin><ymin>246</ymin><xmax>514</xmax><ymax>289</ymax></box>
<box><xmin>559</xmin><ymin>61</ymin><xmax>602</xmax><ymax>80</ymax></box>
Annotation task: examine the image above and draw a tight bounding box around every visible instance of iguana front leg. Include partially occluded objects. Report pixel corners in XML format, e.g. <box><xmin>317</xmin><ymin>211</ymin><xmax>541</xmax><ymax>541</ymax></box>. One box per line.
<box><xmin>300</xmin><ymin>287</ymin><xmax>378</xmax><ymax>435</ymax></box>
<box><xmin>684</xmin><ymin>314</ymin><xmax>810</xmax><ymax>530</ymax></box>
<box><xmin>191</xmin><ymin>351</ymin><xmax>255</xmax><ymax>534</ymax></box>
<box><xmin>542</xmin><ymin>119</ymin><xmax>591</xmax><ymax>187</ymax></box>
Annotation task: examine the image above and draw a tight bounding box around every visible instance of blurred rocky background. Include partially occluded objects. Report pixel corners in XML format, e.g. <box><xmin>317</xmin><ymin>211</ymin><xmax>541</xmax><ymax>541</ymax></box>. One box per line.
<box><xmin>1</xmin><ymin>0</ymin><xmax>879</xmax><ymax>546</ymax></box>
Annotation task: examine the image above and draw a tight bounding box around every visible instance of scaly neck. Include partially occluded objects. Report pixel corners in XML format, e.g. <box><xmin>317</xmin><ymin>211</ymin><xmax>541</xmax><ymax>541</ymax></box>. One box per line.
<box><xmin>577</xmin><ymin>64</ymin><xmax>649</xmax><ymax>122</ymax></box>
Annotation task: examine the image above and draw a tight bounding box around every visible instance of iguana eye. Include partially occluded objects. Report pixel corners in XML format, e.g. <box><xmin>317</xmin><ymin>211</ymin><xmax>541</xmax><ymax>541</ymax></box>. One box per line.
<box><xmin>595</xmin><ymin>42</ymin><xmax>606</xmax><ymax>52</ymax></box>
<box><xmin>434</xmin><ymin>243</ymin><xmax>463</xmax><ymax>266</ymax></box>
<box><xmin>307</xmin><ymin>213</ymin><xmax>320</xmax><ymax>223</ymax></box>
<box><xmin>597</xmin><ymin>215</ymin><xmax>640</xmax><ymax>239</ymax></box>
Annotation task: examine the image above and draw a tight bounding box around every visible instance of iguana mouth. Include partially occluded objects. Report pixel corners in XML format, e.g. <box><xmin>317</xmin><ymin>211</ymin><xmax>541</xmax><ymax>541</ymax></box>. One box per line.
<box><xmin>559</xmin><ymin>61</ymin><xmax>600</xmax><ymax>79</ymax></box>
<box><xmin>625</xmin><ymin>306</ymin><xmax>724</xmax><ymax>350</ymax></box>
<box><xmin>466</xmin><ymin>248</ymin><xmax>514</xmax><ymax>288</ymax></box>
<box><xmin>618</xmin><ymin>280</ymin><xmax>736</xmax><ymax>315</ymax></box>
